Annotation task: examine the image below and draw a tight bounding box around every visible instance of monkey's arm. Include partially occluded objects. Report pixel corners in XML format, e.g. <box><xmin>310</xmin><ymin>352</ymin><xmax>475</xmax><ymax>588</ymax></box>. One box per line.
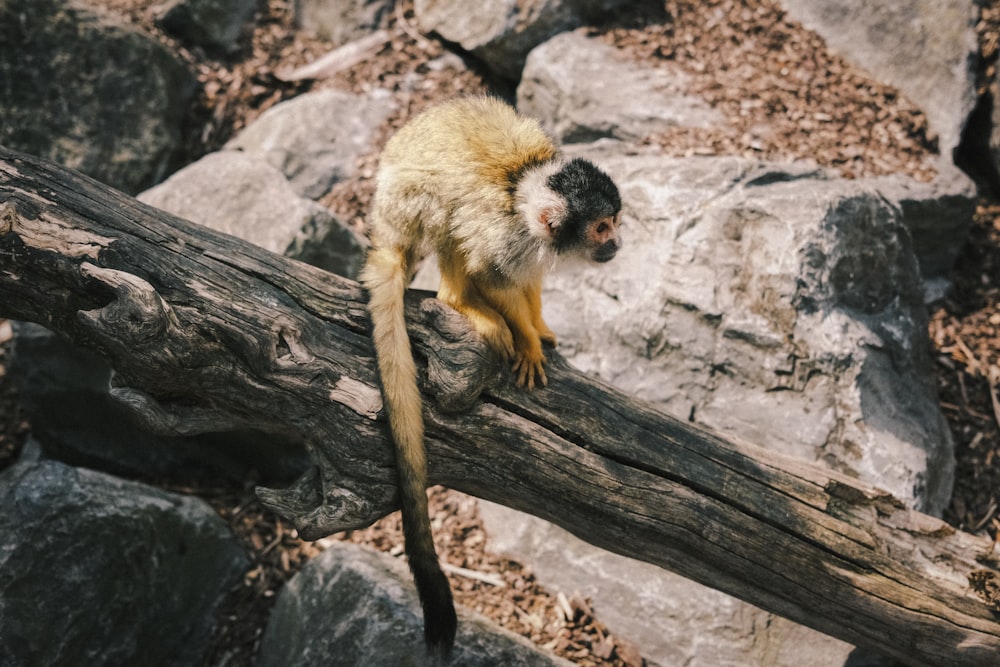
<box><xmin>432</xmin><ymin>244</ymin><xmax>550</xmax><ymax>389</ymax></box>
<box><xmin>524</xmin><ymin>277</ymin><xmax>555</xmax><ymax>346</ymax></box>
<box><xmin>473</xmin><ymin>279</ymin><xmax>548</xmax><ymax>389</ymax></box>
<box><xmin>435</xmin><ymin>249</ymin><xmax>515</xmax><ymax>361</ymax></box>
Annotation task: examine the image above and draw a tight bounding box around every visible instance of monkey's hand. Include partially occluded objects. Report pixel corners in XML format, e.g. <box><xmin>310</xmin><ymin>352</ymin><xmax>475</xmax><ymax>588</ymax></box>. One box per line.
<box><xmin>512</xmin><ymin>348</ymin><xmax>547</xmax><ymax>390</ymax></box>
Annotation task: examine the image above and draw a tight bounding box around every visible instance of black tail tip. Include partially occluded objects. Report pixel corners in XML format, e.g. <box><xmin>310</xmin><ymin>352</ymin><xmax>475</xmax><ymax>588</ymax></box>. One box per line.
<box><xmin>412</xmin><ymin>552</ymin><xmax>458</xmax><ymax>657</ymax></box>
<box><xmin>423</xmin><ymin>599</ymin><xmax>458</xmax><ymax>658</ymax></box>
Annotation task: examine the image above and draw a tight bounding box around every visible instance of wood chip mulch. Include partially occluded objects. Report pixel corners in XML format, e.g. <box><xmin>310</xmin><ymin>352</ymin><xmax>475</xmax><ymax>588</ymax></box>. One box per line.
<box><xmin>598</xmin><ymin>0</ymin><xmax>938</xmax><ymax>181</ymax></box>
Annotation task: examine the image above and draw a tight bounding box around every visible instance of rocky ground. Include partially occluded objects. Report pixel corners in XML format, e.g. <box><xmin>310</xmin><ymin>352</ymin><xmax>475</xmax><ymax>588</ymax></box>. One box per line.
<box><xmin>1</xmin><ymin>0</ymin><xmax>999</xmax><ymax>665</ymax></box>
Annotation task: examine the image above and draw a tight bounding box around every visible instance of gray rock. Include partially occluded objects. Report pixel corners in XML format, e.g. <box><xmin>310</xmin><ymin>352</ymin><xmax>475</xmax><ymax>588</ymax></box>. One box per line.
<box><xmin>226</xmin><ymin>88</ymin><xmax>395</xmax><ymax>200</ymax></box>
<box><xmin>779</xmin><ymin>0</ymin><xmax>978</xmax><ymax>158</ymax></box>
<box><xmin>555</xmin><ymin>148</ymin><xmax>954</xmax><ymax>513</ymax></box>
<box><xmin>415</xmin><ymin>0</ymin><xmax>630</xmax><ymax>81</ymax></box>
<box><xmin>870</xmin><ymin>159</ymin><xmax>976</xmax><ymax>285</ymax></box>
<box><xmin>8</xmin><ymin>321</ymin><xmax>311</xmax><ymax>482</ymax></box>
<box><xmin>0</xmin><ymin>0</ymin><xmax>196</xmax><ymax>194</ymax></box>
<box><xmin>156</xmin><ymin>0</ymin><xmax>258</xmax><ymax>53</ymax></box>
<box><xmin>0</xmin><ymin>459</ymin><xmax>248</xmax><ymax>667</ymax></box>
<box><xmin>518</xmin><ymin>31</ymin><xmax>723</xmax><ymax>143</ymax></box>
<box><xmin>257</xmin><ymin>541</ymin><xmax>572</xmax><ymax>667</ymax></box>
<box><xmin>138</xmin><ymin>150</ymin><xmax>367</xmax><ymax>278</ymax></box>
<box><xmin>294</xmin><ymin>0</ymin><xmax>393</xmax><ymax>46</ymax></box>
<box><xmin>477</xmin><ymin>499</ymin><xmax>854</xmax><ymax>667</ymax></box>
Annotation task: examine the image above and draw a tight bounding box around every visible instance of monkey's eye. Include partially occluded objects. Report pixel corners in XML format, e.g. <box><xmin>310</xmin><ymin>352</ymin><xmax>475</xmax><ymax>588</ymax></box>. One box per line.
<box><xmin>596</xmin><ymin>222</ymin><xmax>609</xmax><ymax>234</ymax></box>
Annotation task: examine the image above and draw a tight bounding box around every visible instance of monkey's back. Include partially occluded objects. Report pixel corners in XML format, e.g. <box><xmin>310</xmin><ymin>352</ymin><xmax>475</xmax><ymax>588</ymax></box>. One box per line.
<box><xmin>379</xmin><ymin>97</ymin><xmax>556</xmax><ymax>199</ymax></box>
<box><xmin>370</xmin><ymin>97</ymin><xmax>558</xmax><ymax>275</ymax></box>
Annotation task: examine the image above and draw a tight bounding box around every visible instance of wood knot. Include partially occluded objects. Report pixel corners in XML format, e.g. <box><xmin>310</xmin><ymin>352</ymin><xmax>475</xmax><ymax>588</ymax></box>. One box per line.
<box><xmin>0</xmin><ymin>202</ymin><xmax>15</xmax><ymax>235</ymax></box>
<box><xmin>78</xmin><ymin>263</ymin><xmax>177</xmax><ymax>344</ymax></box>
<box><xmin>969</xmin><ymin>570</ymin><xmax>1000</xmax><ymax>614</ymax></box>
<box><xmin>419</xmin><ymin>297</ymin><xmax>494</xmax><ymax>412</ymax></box>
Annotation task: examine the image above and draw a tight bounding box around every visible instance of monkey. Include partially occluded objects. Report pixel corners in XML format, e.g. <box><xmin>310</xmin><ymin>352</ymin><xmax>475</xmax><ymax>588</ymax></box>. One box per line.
<box><xmin>360</xmin><ymin>96</ymin><xmax>622</xmax><ymax>655</ymax></box>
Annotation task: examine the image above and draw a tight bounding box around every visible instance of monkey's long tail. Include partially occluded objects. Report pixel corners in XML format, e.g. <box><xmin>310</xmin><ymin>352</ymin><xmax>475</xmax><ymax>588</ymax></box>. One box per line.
<box><xmin>361</xmin><ymin>246</ymin><xmax>458</xmax><ymax>656</ymax></box>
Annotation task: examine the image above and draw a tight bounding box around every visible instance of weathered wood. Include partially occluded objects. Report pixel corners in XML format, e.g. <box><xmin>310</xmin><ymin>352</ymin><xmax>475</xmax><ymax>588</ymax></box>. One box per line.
<box><xmin>1</xmin><ymin>146</ymin><xmax>998</xmax><ymax>666</ymax></box>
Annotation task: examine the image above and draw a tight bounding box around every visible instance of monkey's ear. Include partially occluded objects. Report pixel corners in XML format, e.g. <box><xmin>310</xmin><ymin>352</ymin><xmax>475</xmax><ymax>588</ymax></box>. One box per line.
<box><xmin>538</xmin><ymin>207</ymin><xmax>561</xmax><ymax>236</ymax></box>
<box><xmin>517</xmin><ymin>167</ymin><xmax>566</xmax><ymax>240</ymax></box>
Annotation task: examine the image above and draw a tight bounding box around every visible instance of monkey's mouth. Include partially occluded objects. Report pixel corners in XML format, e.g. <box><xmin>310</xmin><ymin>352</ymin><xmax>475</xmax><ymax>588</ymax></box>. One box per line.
<box><xmin>592</xmin><ymin>244</ymin><xmax>619</xmax><ymax>263</ymax></box>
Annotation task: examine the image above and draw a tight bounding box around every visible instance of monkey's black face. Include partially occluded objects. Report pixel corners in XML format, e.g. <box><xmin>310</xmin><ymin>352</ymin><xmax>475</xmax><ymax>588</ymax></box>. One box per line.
<box><xmin>547</xmin><ymin>158</ymin><xmax>623</xmax><ymax>263</ymax></box>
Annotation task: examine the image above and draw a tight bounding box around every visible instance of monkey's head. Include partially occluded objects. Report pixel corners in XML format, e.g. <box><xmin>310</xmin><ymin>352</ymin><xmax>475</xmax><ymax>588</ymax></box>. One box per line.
<box><xmin>532</xmin><ymin>158</ymin><xmax>623</xmax><ymax>264</ymax></box>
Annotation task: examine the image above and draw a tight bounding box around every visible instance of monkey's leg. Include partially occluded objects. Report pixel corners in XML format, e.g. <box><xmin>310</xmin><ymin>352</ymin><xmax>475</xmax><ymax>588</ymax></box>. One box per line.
<box><xmin>436</xmin><ymin>253</ymin><xmax>516</xmax><ymax>361</ymax></box>
<box><xmin>524</xmin><ymin>279</ymin><xmax>556</xmax><ymax>347</ymax></box>
<box><xmin>477</xmin><ymin>282</ymin><xmax>547</xmax><ymax>389</ymax></box>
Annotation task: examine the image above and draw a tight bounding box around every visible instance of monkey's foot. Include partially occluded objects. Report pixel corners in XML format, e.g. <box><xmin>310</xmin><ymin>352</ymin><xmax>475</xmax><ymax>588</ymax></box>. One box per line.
<box><xmin>513</xmin><ymin>352</ymin><xmax>547</xmax><ymax>390</ymax></box>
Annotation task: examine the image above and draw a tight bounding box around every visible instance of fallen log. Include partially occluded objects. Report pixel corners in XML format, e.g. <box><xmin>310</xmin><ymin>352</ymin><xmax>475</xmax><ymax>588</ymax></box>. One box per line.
<box><xmin>1</xmin><ymin>146</ymin><xmax>997</xmax><ymax>666</ymax></box>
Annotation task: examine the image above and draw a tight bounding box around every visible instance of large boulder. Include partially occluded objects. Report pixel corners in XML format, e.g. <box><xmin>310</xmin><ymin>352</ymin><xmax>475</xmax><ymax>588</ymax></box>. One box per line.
<box><xmin>778</xmin><ymin>0</ymin><xmax>978</xmax><ymax>158</ymax></box>
<box><xmin>226</xmin><ymin>88</ymin><xmax>396</xmax><ymax>200</ymax></box>
<box><xmin>414</xmin><ymin>0</ymin><xmax>630</xmax><ymax>81</ymax></box>
<box><xmin>518</xmin><ymin>31</ymin><xmax>723</xmax><ymax>143</ymax></box>
<box><xmin>549</xmin><ymin>148</ymin><xmax>954</xmax><ymax>513</ymax></box>
<box><xmin>138</xmin><ymin>150</ymin><xmax>367</xmax><ymax>279</ymax></box>
<box><xmin>257</xmin><ymin>541</ymin><xmax>573</xmax><ymax>666</ymax></box>
<box><xmin>0</xmin><ymin>0</ymin><xmax>196</xmax><ymax>194</ymax></box>
<box><xmin>477</xmin><ymin>499</ymin><xmax>854</xmax><ymax>667</ymax></box>
<box><xmin>0</xmin><ymin>459</ymin><xmax>248</xmax><ymax>667</ymax></box>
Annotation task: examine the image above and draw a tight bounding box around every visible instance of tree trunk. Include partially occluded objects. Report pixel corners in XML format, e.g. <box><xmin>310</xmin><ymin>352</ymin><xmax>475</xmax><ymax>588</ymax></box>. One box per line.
<box><xmin>1</xmin><ymin>146</ymin><xmax>998</xmax><ymax>666</ymax></box>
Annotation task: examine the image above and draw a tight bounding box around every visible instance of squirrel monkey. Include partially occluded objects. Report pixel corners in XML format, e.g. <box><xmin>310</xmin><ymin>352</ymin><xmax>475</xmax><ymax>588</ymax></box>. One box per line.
<box><xmin>360</xmin><ymin>96</ymin><xmax>622</xmax><ymax>654</ymax></box>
